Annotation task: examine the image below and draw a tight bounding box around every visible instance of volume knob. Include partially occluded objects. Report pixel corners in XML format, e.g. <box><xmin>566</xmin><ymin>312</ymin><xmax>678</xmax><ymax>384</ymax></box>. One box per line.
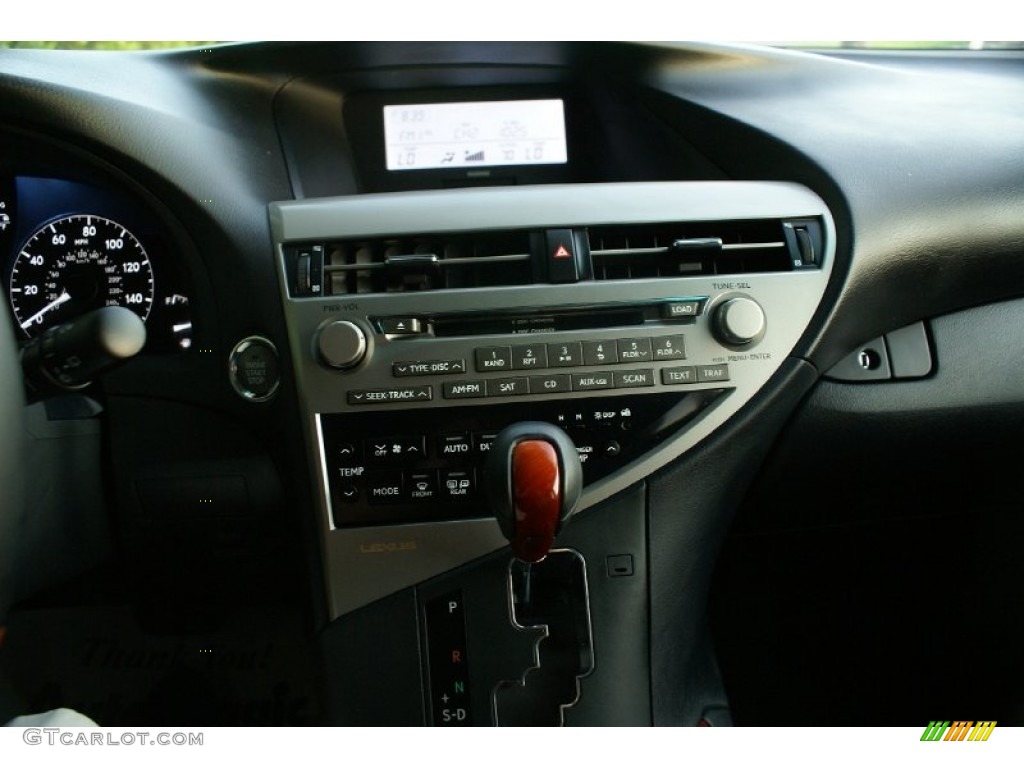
<box><xmin>713</xmin><ymin>297</ymin><xmax>765</xmax><ymax>346</ymax></box>
<box><xmin>318</xmin><ymin>320</ymin><xmax>367</xmax><ymax>369</ymax></box>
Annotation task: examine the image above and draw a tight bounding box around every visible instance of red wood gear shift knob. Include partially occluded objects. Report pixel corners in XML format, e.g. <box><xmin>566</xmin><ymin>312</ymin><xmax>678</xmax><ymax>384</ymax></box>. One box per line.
<box><xmin>511</xmin><ymin>439</ymin><xmax>561</xmax><ymax>562</ymax></box>
<box><xmin>484</xmin><ymin>422</ymin><xmax>583</xmax><ymax>563</ymax></box>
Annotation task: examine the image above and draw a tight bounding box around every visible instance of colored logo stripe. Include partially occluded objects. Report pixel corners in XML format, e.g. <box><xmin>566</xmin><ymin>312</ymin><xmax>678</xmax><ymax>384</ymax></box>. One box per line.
<box><xmin>920</xmin><ymin>720</ymin><xmax>995</xmax><ymax>741</ymax></box>
<box><xmin>969</xmin><ymin>722</ymin><xmax>996</xmax><ymax>741</ymax></box>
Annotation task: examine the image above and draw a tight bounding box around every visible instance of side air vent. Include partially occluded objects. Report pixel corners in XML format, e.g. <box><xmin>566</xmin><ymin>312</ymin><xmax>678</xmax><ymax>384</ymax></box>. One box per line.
<box><xmin>588</xmin><ymin>218</ymin><xmax>823</xmax><ymax>280</ymax></box>
<box><xmin>286</xmin><ymin>231</ymin><xmax>534</xmax><ymax>296</ymax></box>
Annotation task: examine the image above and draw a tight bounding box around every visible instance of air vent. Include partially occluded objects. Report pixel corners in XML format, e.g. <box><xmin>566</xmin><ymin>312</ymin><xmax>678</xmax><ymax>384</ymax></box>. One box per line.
<box><xmin>285</xmin><ymin>218</ymin><xmax>824</xmax><ymax>297</ymax></box>
<box><xmin>588</xmin><ymin>218</ymin><xmax>823</xmax><ymax>280</ymax></box>
<box><xmin>288</xmin><ymin>231</ymin><xmax>534</xmax><ymax>296</ymax></box>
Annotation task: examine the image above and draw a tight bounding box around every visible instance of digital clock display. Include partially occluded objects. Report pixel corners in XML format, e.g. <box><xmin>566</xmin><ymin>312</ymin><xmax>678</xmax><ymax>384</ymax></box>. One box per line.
<box><xmin>383</xmin><ymin>99</ymin><xmax>568</xmax><ymax>172</ymax></box>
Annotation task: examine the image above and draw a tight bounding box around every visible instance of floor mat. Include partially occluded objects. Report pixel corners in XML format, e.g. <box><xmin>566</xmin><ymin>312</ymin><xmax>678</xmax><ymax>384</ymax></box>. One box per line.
<box><xmin>0</xmin><ymin>604</ymin><xmax>321</xmax><ymax>726</ymax></box>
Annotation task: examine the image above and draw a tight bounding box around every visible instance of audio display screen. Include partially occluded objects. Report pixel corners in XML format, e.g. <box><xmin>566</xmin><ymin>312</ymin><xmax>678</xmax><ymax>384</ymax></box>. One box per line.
<box><xmin>383</xmin><ymin>99</ymin><xmax>568</xmax><ymax>172</ymax></box>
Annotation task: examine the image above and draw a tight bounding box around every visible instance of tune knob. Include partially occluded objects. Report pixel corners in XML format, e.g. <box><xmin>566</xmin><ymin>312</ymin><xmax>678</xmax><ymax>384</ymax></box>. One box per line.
<box><xmin>318</xmin><ymin>320</ymin><xmax>367</xmax><ymax>369</ymax></box>
<box><xmin>713</xmin><ymin>296</ymin><xmax>766</xmax><ymax>346</ymax></box>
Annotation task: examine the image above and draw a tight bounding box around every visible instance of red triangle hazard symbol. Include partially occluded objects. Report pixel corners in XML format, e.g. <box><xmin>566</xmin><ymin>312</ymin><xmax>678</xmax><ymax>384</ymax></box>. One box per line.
<box><xmin>554</xmin><ymin>244</ymin><xmax>571</xmax><ymax>258</ymax></box>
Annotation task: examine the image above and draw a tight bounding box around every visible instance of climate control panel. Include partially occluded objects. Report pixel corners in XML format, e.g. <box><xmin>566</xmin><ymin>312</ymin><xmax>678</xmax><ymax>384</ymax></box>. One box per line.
<box><xmin>321</xmin><ymin>390</ymin><xmax>721</xmax><ymax>528</ymax></box>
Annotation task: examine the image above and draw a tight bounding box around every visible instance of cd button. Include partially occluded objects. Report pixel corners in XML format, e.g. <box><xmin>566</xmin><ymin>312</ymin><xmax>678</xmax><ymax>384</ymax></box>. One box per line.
<box><xmin>528</xmin><ymin>373</ymin><xmax>571</xmax><ymax>393</ymax></box>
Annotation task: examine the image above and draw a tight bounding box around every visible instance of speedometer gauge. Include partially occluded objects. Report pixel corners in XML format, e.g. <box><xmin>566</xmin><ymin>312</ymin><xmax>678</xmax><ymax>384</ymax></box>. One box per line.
<box><xmin>9</xmin><ymin>214</ymin><xmax>154</xmax><ymax>337</ymax></box>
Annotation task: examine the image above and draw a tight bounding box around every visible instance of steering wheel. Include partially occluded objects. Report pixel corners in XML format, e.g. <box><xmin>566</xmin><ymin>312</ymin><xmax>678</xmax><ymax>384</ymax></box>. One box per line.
<box><xmin>0</xmin><ymin>299</ymin><xmax>24</xmax><ymax>620</ymax></box>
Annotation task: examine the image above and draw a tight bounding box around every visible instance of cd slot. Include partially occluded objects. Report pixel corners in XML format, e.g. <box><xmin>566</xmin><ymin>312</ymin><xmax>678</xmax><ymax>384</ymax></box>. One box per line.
<box><xmin>433</xmin><ymin>308</ymin><xmax>645</xmax><ymax>337</ymax></box>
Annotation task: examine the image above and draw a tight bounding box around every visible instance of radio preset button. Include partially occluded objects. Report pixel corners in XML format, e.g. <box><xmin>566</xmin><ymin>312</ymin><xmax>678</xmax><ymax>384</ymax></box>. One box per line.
<box><xmin>583</xmin><ymin>340</ymin><xmax>619</xmax><ymax>366</ymax></box>
<box><xmin>614</xmin><ymin>369</ymin><xmax>655</xmax><ymax>388</ymax></box>
<box><xmin>486</xmin><ymin>377</ymin><xmax>530</xmax><ymax>397</ymax></box>
<box><xmin>571</xmin><ymin>371</ymin><xmax>614</xmax><ymax>391</ymax></box>
<box><xmin>443</xmin><ymin>380</ymin><xmax>486</xmax><ymax>399</ymax></box>
<box><xmin>547</xmin><ymin>342</ymin><xmax>584</xmax><ymax>367</ymax></box>
<box><xmin>652</xmin><ymin>335</ymin><xmax>686</xmax><ymax>360</ymax></box>
<box><xmin>617</xmin><ymin>338</ymin><xmax>652</xmax><ymax>363</ymax></box>
<box><xmin>528</xmin><ymin>373</ymin><xmax>571</xmax><ymax>394</ymax></box>
<box><xmin>661</xmin><ymin>366</ymin><xmax>697</xmax><ymax>385</ymax></box>
<box><xmin>511</xmin><ymin>344</ymin><xmax>548</xmax><ymax>370</ymax></box>
<box><xmin>475</xmin><ymin>347</ymin><xmax>512</xmax><ymax>372</ymax></box>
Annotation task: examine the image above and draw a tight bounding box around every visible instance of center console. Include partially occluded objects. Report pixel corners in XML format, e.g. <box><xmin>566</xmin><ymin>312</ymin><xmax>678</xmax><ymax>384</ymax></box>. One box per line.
<box><xmin>270</xmin><ymin>180</ymin><xmax>834</xmax><ymax>723</ymax></box>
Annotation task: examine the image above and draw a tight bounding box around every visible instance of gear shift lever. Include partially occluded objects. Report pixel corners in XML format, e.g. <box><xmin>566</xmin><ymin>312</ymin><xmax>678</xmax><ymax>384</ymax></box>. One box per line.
<box><xmin>485</xmin><ymin>422</ymin><xmax>593</xmax><ymax>725</ymax></box>
<box><xmin>484</xmin><ymin>422</ymin><xmax>583</xmax><ymax>562</ymax></box>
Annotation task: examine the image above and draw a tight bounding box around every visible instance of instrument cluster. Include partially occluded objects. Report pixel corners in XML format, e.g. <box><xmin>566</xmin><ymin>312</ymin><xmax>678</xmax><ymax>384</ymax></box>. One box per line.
<box><xmin>1</xmin><ymin>175</ymin><xmax>192</xmax><ymax>353</ymax></box>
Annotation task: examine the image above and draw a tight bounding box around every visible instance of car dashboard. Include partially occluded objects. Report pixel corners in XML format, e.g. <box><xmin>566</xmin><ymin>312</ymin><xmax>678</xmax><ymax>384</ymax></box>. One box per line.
<box><xmin>1</xmin><ymin>41</ymin><xmax>1023</xmax><ymax>727</ymax></box>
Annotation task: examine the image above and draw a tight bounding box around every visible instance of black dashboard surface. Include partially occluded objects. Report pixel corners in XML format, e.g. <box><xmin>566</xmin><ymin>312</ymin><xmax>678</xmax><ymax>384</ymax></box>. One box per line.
<box><xmin>1</xmin><ymin>42</ymin><xmax>1022</xmax><ymax>727</ymax></box>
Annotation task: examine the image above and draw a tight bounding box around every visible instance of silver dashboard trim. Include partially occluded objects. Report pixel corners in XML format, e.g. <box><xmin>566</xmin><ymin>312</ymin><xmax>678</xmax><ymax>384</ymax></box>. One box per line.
<box><xmin>271</xmin><ymin>181</ymin><xmax>836</xmax><ymax>619</ymax></box>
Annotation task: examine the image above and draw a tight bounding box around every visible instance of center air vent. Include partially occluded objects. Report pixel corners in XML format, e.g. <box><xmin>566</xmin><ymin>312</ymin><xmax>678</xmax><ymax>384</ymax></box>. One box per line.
<box><xmin>588</xmin><ymin>218</ymin><xmax>822</xmax><ymax>280</ymax></box>
<box><xmin>283</xmin><ymin>217</ymin><xmax>823</xmax><ymax>297</ymax></box>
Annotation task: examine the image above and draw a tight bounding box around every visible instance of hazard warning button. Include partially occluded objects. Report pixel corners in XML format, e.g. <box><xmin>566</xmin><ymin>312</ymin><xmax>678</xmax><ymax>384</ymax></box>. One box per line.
<box><xmin>545</xmin><ymin>228</ymin><xmax>580</xmax><ymax>283</ymax></box>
